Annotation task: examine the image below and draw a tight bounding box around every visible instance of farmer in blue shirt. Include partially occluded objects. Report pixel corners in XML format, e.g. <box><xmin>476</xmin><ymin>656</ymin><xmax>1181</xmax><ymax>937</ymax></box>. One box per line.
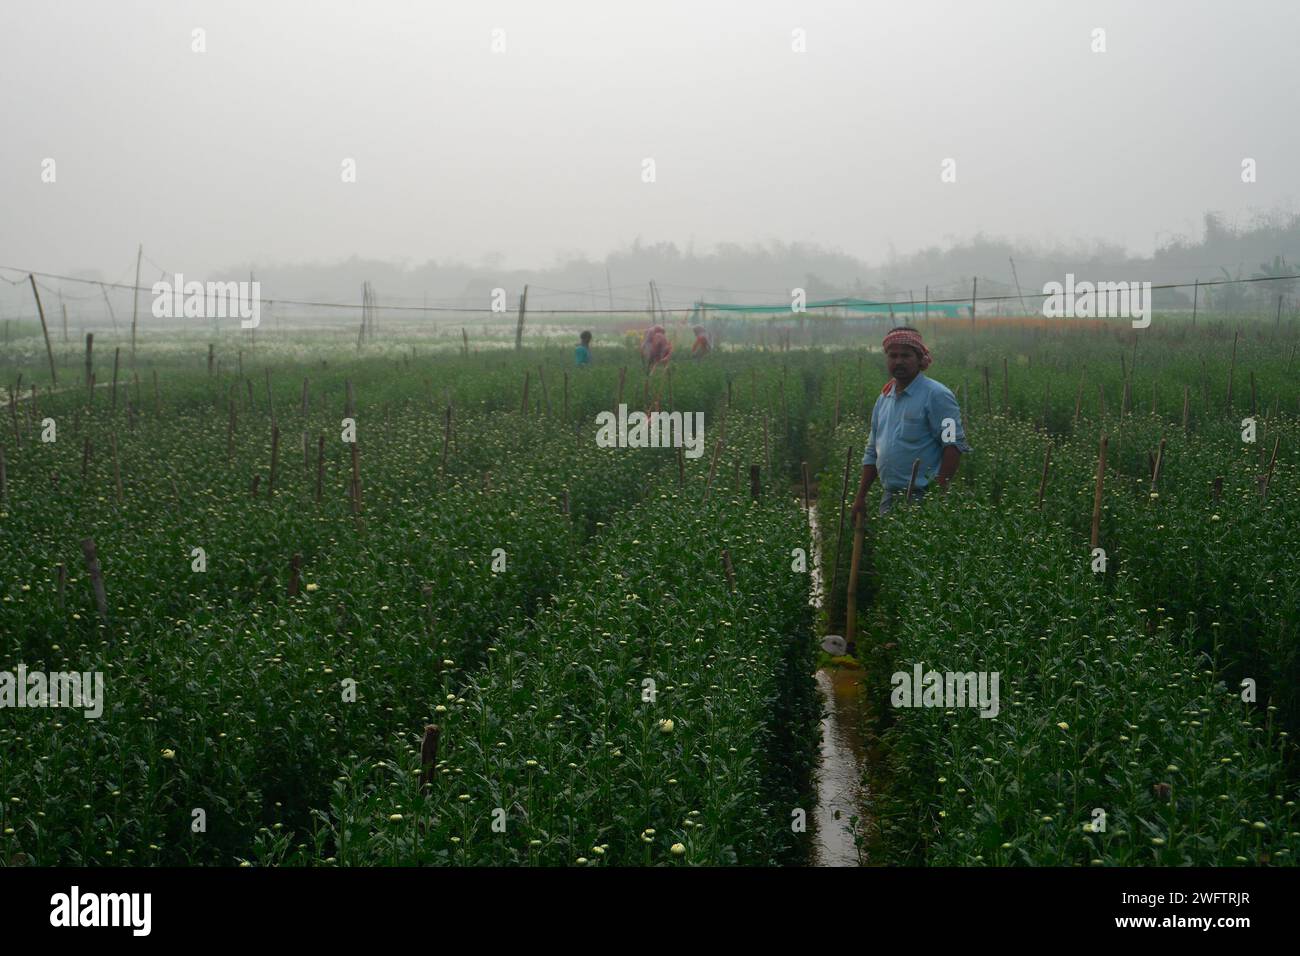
<box><xmin>850</xmin><ymin>327</ymin><xmax>971</xmax><ymax>518</ymax></box>
<box><xmin>575</xmin><ymin>330</ymin><xmax>593</xmax><ymax>366</ymax></box>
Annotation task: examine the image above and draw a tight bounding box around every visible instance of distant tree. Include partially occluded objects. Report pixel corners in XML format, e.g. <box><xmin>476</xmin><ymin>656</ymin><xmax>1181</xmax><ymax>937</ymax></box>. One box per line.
<box><xmin>1249</xmin><ymin>255</ymin><xmax>1295</xmax><ymax>309</ymax></box>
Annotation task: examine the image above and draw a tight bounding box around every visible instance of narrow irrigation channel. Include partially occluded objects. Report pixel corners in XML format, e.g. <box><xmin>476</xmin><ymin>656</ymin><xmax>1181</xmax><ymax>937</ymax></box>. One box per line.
<box><xmin>806</xmin><ymin>497</ymin><xmax>875</xmax><ymax>866</ymax></box>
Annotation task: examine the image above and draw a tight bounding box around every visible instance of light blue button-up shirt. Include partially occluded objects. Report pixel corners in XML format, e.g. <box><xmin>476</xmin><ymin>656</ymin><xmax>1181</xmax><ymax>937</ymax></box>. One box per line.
<box><xmin>862</xmin><ymin>372</ymin><xmax>971</xmax><ymax>491</ymax></box>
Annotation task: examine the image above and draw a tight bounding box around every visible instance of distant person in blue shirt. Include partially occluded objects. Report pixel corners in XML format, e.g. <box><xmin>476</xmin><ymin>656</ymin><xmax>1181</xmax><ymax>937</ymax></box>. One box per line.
<box><xmin>850</xmin><ymin>327</ymin><xmax>970</xmax><ymax>518</ymax></box>
<box><xmin>575</xmin><ymin>330</ymin><xmax>593</xmax><ymax>366</ymax></box>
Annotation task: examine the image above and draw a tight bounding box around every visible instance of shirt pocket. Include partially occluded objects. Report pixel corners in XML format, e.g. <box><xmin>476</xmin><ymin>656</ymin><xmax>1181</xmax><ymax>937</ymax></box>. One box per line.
<box><xmin>899</xmin><ymin>412</ymin><xmax>930</xmax><ymax>442</ymax></box>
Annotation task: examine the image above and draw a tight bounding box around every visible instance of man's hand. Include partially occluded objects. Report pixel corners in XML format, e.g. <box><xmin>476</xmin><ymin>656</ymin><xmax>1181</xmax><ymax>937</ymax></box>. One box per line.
<box><xmin>850</xmin><ymin>464</ymin><xmax>877</xmax><ymax>525</ymax></box>
<box><xmin>850</xmin><ymin>493</ymin><xmax>867</xmax><ymax>526</ymax></box>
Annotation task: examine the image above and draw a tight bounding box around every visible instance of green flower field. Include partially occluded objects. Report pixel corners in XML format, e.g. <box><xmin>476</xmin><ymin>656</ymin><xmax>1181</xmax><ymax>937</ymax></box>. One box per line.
<box><xmin>1</xmin><ymin>317</ymin><xmax>1297</xmax><ymax>866</ymax></box>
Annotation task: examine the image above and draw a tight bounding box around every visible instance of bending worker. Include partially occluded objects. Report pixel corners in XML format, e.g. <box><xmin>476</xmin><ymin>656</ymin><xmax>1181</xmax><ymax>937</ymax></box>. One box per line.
<box><xmin>850</xmin><ymin>326</ymin><xmax>971</xmax><ymax>518</ymax></box>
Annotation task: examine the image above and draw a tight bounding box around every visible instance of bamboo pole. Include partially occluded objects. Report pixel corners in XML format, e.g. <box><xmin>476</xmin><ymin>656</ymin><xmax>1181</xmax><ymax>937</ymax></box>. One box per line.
<box><xmin>28</xmin><ymin>275</ymin><xmax>57</xmax><ymax>385</ymax></box>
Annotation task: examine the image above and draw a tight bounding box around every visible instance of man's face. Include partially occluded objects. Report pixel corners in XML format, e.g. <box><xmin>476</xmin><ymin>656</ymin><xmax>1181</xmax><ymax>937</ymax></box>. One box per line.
<box><xmin>886</xmin><ymin>344</ymin><xmax>920</xmax><ymax>384</ymax></box>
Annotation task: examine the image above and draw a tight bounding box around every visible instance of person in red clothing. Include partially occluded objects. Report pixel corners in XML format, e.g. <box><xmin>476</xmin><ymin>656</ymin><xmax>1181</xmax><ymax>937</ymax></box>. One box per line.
<box><xmin>690</xmin><ymin>325</ymin><xmax>711</xmax><ymax>357</ymax></box>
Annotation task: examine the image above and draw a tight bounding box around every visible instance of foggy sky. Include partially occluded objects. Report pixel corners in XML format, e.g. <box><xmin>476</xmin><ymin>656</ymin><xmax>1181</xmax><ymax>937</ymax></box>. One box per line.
<box><xmin>2</xmin><ymin>0</ymin><xmax>1297</xmax><ymax>283</ymax></box>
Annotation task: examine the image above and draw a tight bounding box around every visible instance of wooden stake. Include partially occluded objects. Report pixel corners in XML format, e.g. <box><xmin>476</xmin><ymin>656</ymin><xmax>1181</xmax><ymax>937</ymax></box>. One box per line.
<box><xmin>1226</xmin><ymin>330</ymin><xmax>1238</xmax><ymax>409</ymax></box>
<box><xmin>111</xmin><ymin>347</ymin><xmax>120</xmax><ymax>411</ymax></box>
<box><xmin>702</xmin><ymin>439</ymin><xmax>723</xmax><ymax>502</ymax></box>
<box><xmin>315</xmin><ymin>435</ymin><xmax>324</xmax><ymax>504</ymax></box>
<box><xmin>1090</xmin><ymin>434</ymin><xmax>1108</xmax><ymax>550</ymax></box>
<box><xmin>845</xmin><ymin>511</ymin><xmax>865</xmax><ymax>649</ymax></box>
<box><xmin>8</xmin><ymin>387</ymin><xmax>19</xmax><ymax>449</ymax></box>
<box><xmin>350</xmin><ymin>441</ymin><xmax>362</xmax><ymax>513</ymax></box>
<box><xmin>721</xmin><ymin>548</ymin><xmax>735</xmax><ymax>592</ymax></box>
<box><xmin>904</xmin><ymin>458</ymin><xmax>921</xmax><ymax>504</ymax></box>
<box><xmin>833</xmin><ymin>367</ymin><xmax>841</xmax><ymax>430</ymax></box>
<box><xmin>268</xmin><ymin>424</ymin><xmax>280</xmax><ymax>496</ymax></box>
<box><xmin>520</xmin><ymin>371</ymin><xmax>530</xmax><ymax>415</ymax></box>
<box><xmin>109</xmin><ymin>432</ymin><xmax>123</xmax><ymax>504</ymax></box>
<box><xmin>514</xmin><ymin>285</ymin><xmax>528</xmax><ymax>350</ymax></box>
<box><xmin>85</xmin><ymin>333</ymin><xmax>94</xmax><ymax>387</ymax></box>
<box><xmin>1260</xmin><ymin>436</ymin><xmax>1280</xmax><ymax>500</ymax></box>
<box><xmin>80</xmin><ymin>537</ymin><xmax>109</xmax><ymax>622</ymax></box>
<box><xmin>763</xmin><ymin>413</ymin><xmax>770</xmax><ymax>472</ymax></box>
<box><xmin>827</xmin><ymin>447</ymin><xmax>852</xmax><ymax>610</ymax></box>
<box><xmin>1151</xmin><ymin>438</ymin><xmax>1166</xmax><ymax>493</ymax></box>
<box><xmin>288</xmin><ymin>553</ymin><xmax>301</xmax><ymax>597</ymax></box>
<box><xmin>131</xmin><ymin>243</ymin><xmax>141</xmax><ymax>358</ymax></box>
<box><xmin>1212</xmin><ymin>476</ymin><xmax>1223</xmax><ymax>502</ymax></box>
<box><xmin>419</xmin><ymin>724</ymin><xmax>441</xmax><ymax>793</ymax></box>
<box><xmin>1181</xmin><ymin>385</ymin><xmax>1190</xmax><ymax>433</ymax></box>
<box><xmin>1037</xmin><ymin>442</ymin><xmax>1052</xmax><ymax>510</ymax></box>
<box><xmin>441</xmin><ymin>406</ymin><xmax>452</xmax><ymax>471</ymax></box>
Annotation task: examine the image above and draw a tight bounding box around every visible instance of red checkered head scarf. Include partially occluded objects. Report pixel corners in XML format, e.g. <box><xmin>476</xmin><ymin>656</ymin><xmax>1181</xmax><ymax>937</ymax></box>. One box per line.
<box><xmin>881</xmin><ymin>327</ymin><xmax>932</xmax><ymax>394</ymax></box>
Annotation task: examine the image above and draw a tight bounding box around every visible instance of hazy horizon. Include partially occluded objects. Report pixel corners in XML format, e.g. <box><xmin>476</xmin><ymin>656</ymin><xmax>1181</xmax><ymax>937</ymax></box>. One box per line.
<box><xmin>3</xmin><ymin>0</ymin><xmax>1299</xmax><ymax>285</ymax></box>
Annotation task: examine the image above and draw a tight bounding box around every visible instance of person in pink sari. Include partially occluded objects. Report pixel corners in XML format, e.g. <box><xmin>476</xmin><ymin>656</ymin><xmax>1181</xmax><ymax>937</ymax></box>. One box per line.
<box><xmin>640</xmin><ymin>325</ymin><xmax>673</xmax><ymax>372</ymax></box>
